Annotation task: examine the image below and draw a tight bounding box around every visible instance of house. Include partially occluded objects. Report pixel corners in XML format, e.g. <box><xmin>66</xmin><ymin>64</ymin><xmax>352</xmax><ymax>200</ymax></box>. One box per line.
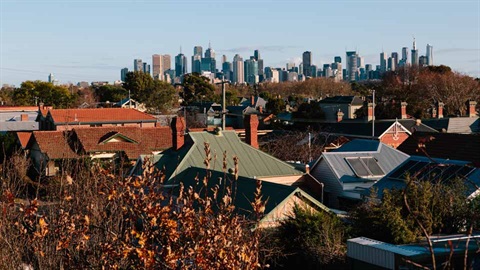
<box><xmin>318</xmin><ymin>96</ymin><xmax>364</xmax><ymax>122</ymax></box>
<box><xmin>39</xmin><ymin>108</ymin><xmax>157</xmax><ymax>131</ymax></box>
<box><xmin>366</xmin><ymin>156</ymin><xmax>480</xmax><ymax>200</ymax></box>
<box><xmin>114</xmin><ymin>98</ymin><xmax>146</xmax><ymax>112</ymax></box>
<box><xmin>397</xmin><ymin>132</ymin><xmax>480</xmax><ymax>167</ymax></box>
<box><xmin>348</xmin><ymin>234</ymin><xmax>480</xmax><ymax>270</ymax></box>
<box><xmin>239</xmin><ymin>95</ymin><xmax>267</xmax><ymax>111</ymax></box>
<box><xmin>422</xmin><ymin>100</ymin><xmax>479</xmax><ymax>134</ymax></box>
<box><xmin>0</xmin><ymin>106</ymin><xmax>40</xmax><ymax>132</ymax></box>
<box><xmin>309</xmin><ymin>139</ymin><xmax>410</xmax><ymax>209</ymax></box>
<box><xmin>26</xmin><ymin>126</ymin><xmax>172</xmax><ymax>177</ymax></box>
<box><xmin>131</xmin><ymin>115</ymin><xmax>330</xmax><ymax>226</ymax></box>
<box><xmin>318</xmin><ymin>119</ymin><xmax>438</xmax><ymax>148</ymax></box>
<box><xmin>27</xmin><ymin>131</ymin><xmax>79</xmax><ymax>177</ymax></box>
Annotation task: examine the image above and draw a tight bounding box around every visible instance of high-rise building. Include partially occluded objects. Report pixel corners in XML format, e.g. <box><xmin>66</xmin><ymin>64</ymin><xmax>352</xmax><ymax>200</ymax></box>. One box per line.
<box><xmin>162</xmin><ymin>55</ymin><xmax>171</xmax><ymax>71</ymax></box>
<box><xmin>192</xmin><ymin>46</ymin><xmax>203</xmax><ymax>74</ymax></box>
<box><xmin>48</xmin><ymin>73</ymin><xmax>54</xmax><ymax>83</ymax></box>
<box><xmin>380</xmin><ymin>51</ymin><xmax>387</xmax><ymax>72</ymax></box>
<box><xmin>411</xmin><ymin>38</ymin><xmax>419</xmax><ymax>66</ymax></box>
<box><xmin>310</xmin><ymin>65</ymin><xmax>318</xmax><ymax>78</ymax></box>
<box><xmin>347</xmin><ymin>53</ymin><xmax>358</xmax><ymax>81</ymax></box>
<box><xmin>302</xmin><ymin>51</ymin><xmax>312</xmax><ymax>77</ymax></box>
<box><xmin>222</xmin><ymin>54</ymin><xmax>227</xmax><ymax>64</ymax></box>
<box><xmin>134</xmin><ymin>59</ymin><xmax>143</xmax><ymax>72</ymax></box>
<box><xmin>175</xmin><ymin>53</ymin><xmax>187</xmax><ymax>78</ymax></box>
<box><xmin>152</xmin><ymin>55</ymin><xmax>161</xmax><ymax>79</ymax></box>
<box><xmin>121</xmin><ymin>68</ymin><xmax>128</xmax><ymax>81</ymax></box>
<box><xmin>391</xmin><ymin>52</ymin><xmax>399</xmax><ymax>68</ymax></box>
<box><xmin>426</xmin><ymin>44</ymin><xmax>433</xmax><ymax>66</ymax></box>
<box><xmin>202</xmin><ymin>44</ymin><xmax>216</xmax><ymax>73</ymax></box>
<box><xmin>401</xmin><ymin>47</ymin><xmax>409</xmax><ymax>66</ymax></box>
<box><xmin>244</xmin><ymin>57</ymin><xmax>259</xmax><ymax>85</ymax></box>
<box><xmin>232</xmin><ymin>54</ymin><xmax>244</xmax><ymax>84</ymax></box>
<box><xmin>334</xmin><ymin>56</ymin><xmax>342</xmax><ymax>63</ymax></box>
<box><xmin>365</xmin><ymin>64</ymin><xmax>373</xmax><ymax>80</ymax></box>
<box><xmin>388</xmin><ymin>57</ymin><xmax>396</xmax><ymax>71</ymax></box>
<box><xmin>143</xmin><ymin>63</ymin><xmax>150</xmax><ymax>75</ymax></box>
<box><xmin>194</xmin><ymin>46</ymin><xmax>203</xmax><ymax>56</ymax></box>
<box><xmin>357</xmin><ymin>56</ymin><xmax>365</xmax><ymax>69</ymax></box>
<box><xmin>419</xmin><ymin>56</ymin><xmax>428</xmax><ymax>66</ymax></box>
<box><xmin>222</xmin><ymin>61</ymin><xmax>233</xmax><ymax>81</ymax></box>
<box><xmin>254</xmin><ymin>50</ymin><xmax>260</xmax><ymax>61</ymax></box>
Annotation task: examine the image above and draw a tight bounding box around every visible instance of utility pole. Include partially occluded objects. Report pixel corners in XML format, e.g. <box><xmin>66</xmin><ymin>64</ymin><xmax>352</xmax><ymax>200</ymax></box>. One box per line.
<box><xmin>372</xmin><ymin>89</ymin><xmax>375</xmax><ymax>139</ymax></box>
<box><xmin>216</xmin><ymin>77</ymin><xmax>230</xmax><ymax>130</ymax></box>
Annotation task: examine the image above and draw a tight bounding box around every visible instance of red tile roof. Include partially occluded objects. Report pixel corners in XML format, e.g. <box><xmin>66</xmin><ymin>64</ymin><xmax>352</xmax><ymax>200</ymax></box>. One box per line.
<box><xmin>30</xmin><ymin>131</ymin><xmax>79</xmax><ymax>160</ymax></box>
<box><xmin>72</xmin><ymin>126</ymin><xmax>172</xmax><ymax>159</ymax></box>
<box><xmin>16</xmin><ymin>132</ymin><xmax>32</xmax><ymax>149</ymax></box>
<box><xmin>0</xmin><ymin>106</ymin><xmax>39</xmax><ymax>112</ymax></box>
<box><xmin>48</xmin><ymin>108</ymin><xmax>156</xmax><ymax>124</ymax></box>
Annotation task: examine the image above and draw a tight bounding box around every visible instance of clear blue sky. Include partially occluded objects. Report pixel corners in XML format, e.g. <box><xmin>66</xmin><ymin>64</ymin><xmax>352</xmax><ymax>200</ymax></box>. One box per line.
<box><xmin>1</xmin><ymin>0</ymin><xmax>479</xmax><ymax>86</ymax></box>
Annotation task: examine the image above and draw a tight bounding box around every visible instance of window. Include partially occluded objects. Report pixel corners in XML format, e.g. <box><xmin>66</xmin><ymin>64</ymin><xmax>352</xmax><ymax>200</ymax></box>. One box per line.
<box><xmin>345</xmin><ymin>157</ymin><xmax>385</xmax><ymax>178</ymax></box>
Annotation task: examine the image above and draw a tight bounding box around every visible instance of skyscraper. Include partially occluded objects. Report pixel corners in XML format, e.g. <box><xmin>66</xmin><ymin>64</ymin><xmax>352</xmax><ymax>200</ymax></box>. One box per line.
<box><xmin>391</xmin><ymin>52</ymin><xmax>399</xmax><ymax>68</ymax></box>
<box><xmin>400</xmin><ymin>47</ymin><xmax>408</xmax><ymax>66</ymax></box>
<box><xmin>426</xmin><ymin>44</ymin><xmax>433</xmax><ymax>66</ymax></box>
<box><xmin>143</xmin><ymin>62</ymin><xmax>150</xmax><ymax>75</ymax></box>
<box><xmin>357</xmin><ymin>56</ymin><xmax>365</xmax><ymax>69</ymax></box>
<box><xmin>302</xmin><ymin>51</ymin><xmax>312</xmax><ymax>77</ymax></box>
<box><xmin>232</xmin><ymin>54</ymin><xmax>244</xmax><ymax>84</ymax></box>
<box><xmin>411</xmin><ymin>38</ymin><xmax>419</xmax><ymax>66</ymax></box>
<box><xmin>134</xmin><ymin>59</ymin><xmax>143</xmax><ymax>72</ymax></box>
<box><xmin>192</xmin><ymin>46</ymin><xmax>203</xmax><ymax>73</ymax></box>
<box><xmin>419</xmin><ymin>56</ymin><xmax>428</xmax><ymax>66</ymax></box>
<box><xmin>347</xmin><ymin>52</ymin><xmax>358</xmax><ymax>81</ymax></box>
<box><xmin>222</xmin><ymin>61</ymin><xmax>233</xmax><ymax>81</ymax></box>
<box><xmin>121</xmin><ymin>68</ymin><xmax>128</xmax><ymax>81</ymax></box>
<box><xmin>48</xmin><ymin>73</ymin><xmax>54</xmax><ymax>83</ymax></box>
<box><xmin>334</xmin><ymin>56</ymin><xmax>342</xmax><ymax>63</ymax></box>
<box><xmin>380</xmin><ymin>51</ymin><xmax>387</xmax><ymax>73</ymax></box>
<box><xmin>152</xmin><ymin>54</ymin><xmax>167</xmax><ymax>79</ymax></box>
<box><xmin>244</xmin><ymin>57</ymin><xmax>259</xmax><ymax>85</ymax></box>
<box><xmin>175</xmin><ymin>53</ymin><xmax>187</xmax><ymax>78</ymax></box>
<box><xmin>203</xmin><ymin>44</ymin><xmax>216</xmax><ymax>73</ymax></box>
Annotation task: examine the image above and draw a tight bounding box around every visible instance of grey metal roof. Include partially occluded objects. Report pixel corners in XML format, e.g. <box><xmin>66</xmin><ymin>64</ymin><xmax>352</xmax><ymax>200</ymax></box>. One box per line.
<box><xmin>319</xmin><ymin>96</ymin><xmax>364</xmax><ymax>106</ymax></box>
<box><xmin>318</xmin><ymin>139</ymin><xmax>410</xmax><ymax>181</ymax></box>
<box><xmin>369</xmin><ymin>156</ymin><xmax>480</xmax><ymax>199</ymax></box>
<box><xmin>0</xmin><ymin>121</ymin><xmax>39</xmax><ymax>132</ymax></box>
<box><xmin>422</xmin><ymin>117</ymin><xmax>480</xmax><ymax>133</ymax></box>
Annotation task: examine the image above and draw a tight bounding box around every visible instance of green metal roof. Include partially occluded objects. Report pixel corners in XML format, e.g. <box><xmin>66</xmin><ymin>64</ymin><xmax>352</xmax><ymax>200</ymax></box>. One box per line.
<box><xmin>155</xmin><ymin>130</ymin><xmax>303</xmax><ymax>183</ymax></box>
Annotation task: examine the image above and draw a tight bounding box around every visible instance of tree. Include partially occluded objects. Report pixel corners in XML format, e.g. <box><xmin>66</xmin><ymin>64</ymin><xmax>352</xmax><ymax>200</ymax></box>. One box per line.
<box><xmin>265</xmin><ymin>97</ymin><xmax>286</xmax><ymax>115</ymax></box>
<box><xmin>273</xmin><ymin>205</ymin><xmax>346</xmax><ymax>269</ymax></box>
<box><xmin>144</xmin><ymin>80</ymin><xmax>176</xmax><ymax>113</ymax></box>
<box><xmin>12</xmin><ymin>81</ymin><xmax>75</xmax><ymax>108</ymax></box>
<box><xmin>292</xmin><ymin>101</ymin><xmax>325</xmax><ymax>119</ymax></box>
<box><xmin>94</xmin><ymin>85</ymin><xmax>128</xmax><ymax>103</ymax></box>
<box><xmin>123</xmin><ymin>71</ymin><xmax>154</xmax><ymax>102</ymax></box>
<box><xmin>180</xmin><ymin>73</ymin><xmax>216</xmax><ymax>105</ymax></box>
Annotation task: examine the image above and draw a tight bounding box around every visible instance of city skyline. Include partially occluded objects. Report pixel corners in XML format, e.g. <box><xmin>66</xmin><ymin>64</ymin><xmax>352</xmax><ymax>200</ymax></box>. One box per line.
<box><xmin>1</xmin><ymin>0</ymin><xmax>479</xmax><ymax>86</ymax></box>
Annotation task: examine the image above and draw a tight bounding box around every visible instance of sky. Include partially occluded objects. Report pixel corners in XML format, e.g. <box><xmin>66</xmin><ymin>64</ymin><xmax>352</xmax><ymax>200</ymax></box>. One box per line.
<box><xmin>1</xmin><ymin>0</ymin><xmax>479</xmax><ymax>86</ymax></box>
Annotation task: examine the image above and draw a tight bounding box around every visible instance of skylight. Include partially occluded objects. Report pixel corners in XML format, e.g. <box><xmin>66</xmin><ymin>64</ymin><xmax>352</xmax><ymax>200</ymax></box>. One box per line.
<box><xmin>345</xmin><ymin>157</ymin><xmax>385</xmax><ymax>178</ymax></box>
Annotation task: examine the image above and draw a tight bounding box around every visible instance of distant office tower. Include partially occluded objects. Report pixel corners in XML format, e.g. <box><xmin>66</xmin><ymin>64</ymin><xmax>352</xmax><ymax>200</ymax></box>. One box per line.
<box><xmin>357</xmin><ymin>56</ymin><xmax>365</xmax><ymax>69</ymax></box>
<box><xmin>419</xmin><ymin>56</ymin><xmax>428</xmax><ymax>66</ymax></box>
<box><xmin>152</xmin><ymin>55</ymin><xmax>162</xmax><ymax>79</ymax></box>
<box><xmin>411</xmin><ymin>38</ymin><xmax>419</xmax><ymax>66</ymax></box>
<box><xmin>175</xmin><ymin>53</ymin><xmax>187</xmax><ymax>77</ymax></box>
<box><xmin>202</xmin><ymin>44</ymin><xmax>216</xmax><ymax>73</ymax></box>
<box><xmin>264</xmin><ymin>67</ymin><xmax>279</xmax><ymax>83</ymax></box>
<box><xmin>162</xmin><ymin>55</ymin><xmax>171</xmax><ymax>70</ymax></box>
<box><xmin>391</xmin><ymin>52</ymin><xmax>399</xmax><ymax>68</ymax></box>
<box><xmin>222</xmin><ymin>54</ymin><xmax>227</xmax><ymax>64</ymax></box>
<box><xmin>143</xmin><ymin>63</ymin><xmax>150</xmax><ymax>75</ymax></box>
<box><xmin>302</xmin><ymin>51</ymin><xmax>312</xmax><ymax>77</ymax></box>
<box><xmin>244</xmin><ymin>57</ymin><xmax>259</xmax><ymax>85</ymax></box>
<box><xmin>426</xmin><ymin>44</ymin><xmax>433</xmax><ymax>65</ymax></box>
<box><xmin>388</xmin><ymin>57</ymin><xmax>396</xmax><ymax>71</ymax></box>
<box><xmin>254</xmin><ymin>50</ymin><xmax>260</xmax><ymax>61</ymax></box>
<box><xmin>232</xmin><ymin>54</ymin><xmax>244</xmax><ymax>84</ymax></box>
<box><xmin>222</xmin><ymin>61</ymin><xmax>232</xmax><ymax>81</ymax></box>
<box><xmin>334</xmin><ymin>56</ymin><xmax>342</xmax><ymax>63</ymax></box>
<box><xmin>192</xmin><ymin>46</ymin><xmax>203</xmax><ymax>73</ymax></box>
<box><xmin>365</xmin><ymin>64</ymin><xmax>373</xmax><ymax>80</ymax></box>
<box><xmin>401</xmin><ymin>47</ymin><xmax>409</xmax><ymax>66</ymax></box>
<box><xmin>48</xmin><ymin>73</ymin><xmax>54</xmax><ymax>83</ymax></box>
<box><xmin>121</xmin><ymin>68</ymin><xmax>128</xmax><ymax>81</ymax></box>
<box><xmin>194</xmin><ymin>46</ymin><xmax>203</xmax><ymax>56</ymax></box>
<box><xmin>347</xmin><ymin>53</ymin><xmax>358</xmax><ymax>81</ymax></box>
<box><xmin>380</xmin><ymin>52</ymin><xmax>387</xmax><ymax>72</ymax></box>
<box><xmin>346</xmin><ymin>51</ymin><xmax>357</xmax><ymax>72</ymax></box>
<box><xmin>134</xmin><ymin>59</ymin><xmax>143</xmax><ymax>72</ymax></box>
<box><xmin>286</xmin><ymin>62</ymin><xmax>295</xmax><ymax>71</ymax></box>
<box><xmin>310</xmin><ymin>65</ymin><xmax>318</xmax><ymax>78</ymax></box>
<box><xmin>323</xmin><ymin>64</ymin><xmax>333</xmax><ymax>78</ymax></box>
<box><xmin>334</xmin><ymin>63</ymin><xmax>342</xmax><ymax>81</ymax></box>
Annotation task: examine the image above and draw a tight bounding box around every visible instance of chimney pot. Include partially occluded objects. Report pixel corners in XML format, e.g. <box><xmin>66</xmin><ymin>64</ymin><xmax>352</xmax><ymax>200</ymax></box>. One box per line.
<box><xmin>171</xmin><ymin>117</ymin><xmax>185</xmax><ymax>150</ymax></box>
<box><xmin>400</xmin><ymin>102</ymin><xmax>408</xmax><ymax>119</ymax></box>
<box><xmin>468</xmin><ymin>100</ymin><xmax>477</xmax><ymax>118</ymax></box>
<box><xmin>437</xmin><ymin>102</ymin><xmax>444</xmax><ymax>119</ymax></box>
<box><xmin>305</xmin><ymin>164</ymin><xmax>310</xmax><ymax>174</ymax></box>
<box><xmin>244</xmin><ymin>114</ymin><xmax>259</xmax><ymax>149</ymax></box>
<box><xmin>21</xmin><ymin>114</ymin><xmax>28</xmax><ymax>122</ymax></box>
<box><xmin>336</xmin><ymin>109</ymin><xmax>344</xmax><ymax>122</ymax></box>
<box><xmin>367</xmin><ymin>103</ymin><xmax>374</xmax><ymax>121</ymax></box>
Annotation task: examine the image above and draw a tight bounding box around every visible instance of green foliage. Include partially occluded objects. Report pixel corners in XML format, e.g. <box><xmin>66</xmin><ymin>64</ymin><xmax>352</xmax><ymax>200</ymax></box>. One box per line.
<box><xmin>12</xmin><ymin>81</ymin><xmax>75</xmax><ymax>108</ymax></box>
<box><xmin>122</xmin><ymin>71</ymin><xmax>154</xmax><ymax>102</ymax></box>
<box><xmin>94</xmin><ymin>85</ymin><xmax>128</xmax><ymax>103</ymax></box>
<box><xmin>292</xmin><ymin>101</ymin><xmax>325</xmax><ymax>119</ymax></box>
<box><xmin>274</xmin><ymin>205</ymin><xmax>346</xmax><ymax>268</ymax></box>
<box><xmin>0</xmin><ymin>132</ymin><xmax>18</xmax><ymax>163</ymax></box>
<box><xmin>225</xmin><ymin>88</ymin><xmax>240</xmax><ymax>105</ymax></box>
<box><xmin>123</xmin><ymin>71</ymin><xmax>176</xmax><ymax>112</ymax></box>
<box><xmin>265</xmin><ymin>97</ymin><xmax>285</xmax><ymax>115</ymax></box>
<box><xmin>351</xmin><ymin>177</ymin><xmax>477</xmax><ymax>244</ymax></box>
<box><xmin>180</xmin><ymin>73</ymin><xmax>216</xmax><ymax>105</ymax></box>
<box><xmin>258</xmin><ymin>91</ymin><xmax>273</xmax><ymax>101</ymax></box>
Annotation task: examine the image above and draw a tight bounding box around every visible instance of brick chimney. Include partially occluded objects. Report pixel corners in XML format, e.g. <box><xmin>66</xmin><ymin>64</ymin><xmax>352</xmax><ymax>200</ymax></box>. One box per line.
<box><xmin>171</xmin><ymin>117</ymin><xmax>185</xmax><ymax>150</ymax></box>
<box><xmin>251</xmin><ymin>95</ymin><xmax>255</xmax><ymax>107</ymax></box>
<box><xmin>336</xmin><ymin>110</ymin><xmax>344</xmax><ymax>122</ymax></box>
<box><xmin>437</xmin><ymin>102</ymin><xmax>444</xmax><ymax>119</ymax></box>
<box><xmin>258</xmin><ymin>105</ymin><xmax>263</xmax><ymax>114</ymax></box>
<box><xmin>21</xmin><ymin>114</ymin><xmax>28</xmax><ymax>121</ymax></box>
<box><xmin>431</xmin><ymin>107</ymin><xmax>437</xmax><ymax>118</ymax></box>
<box><xmin>367</xmin><ymin>103</ymin><xmax>374</xmax><ymax>121</ymax></box>
<box><xmin>244</xmin><ymin>114</ymin><xmax>259</xmax><ymax>149</ymax></box>
<box><xmin>400</xmin><ymin>102</ymin><xmax>408</xmax><ymax>119</ymax></box>
<box><xmin>468</xmin><ymin>100</ymin><xmax>477</xmax><ymax>117</ymax></box>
